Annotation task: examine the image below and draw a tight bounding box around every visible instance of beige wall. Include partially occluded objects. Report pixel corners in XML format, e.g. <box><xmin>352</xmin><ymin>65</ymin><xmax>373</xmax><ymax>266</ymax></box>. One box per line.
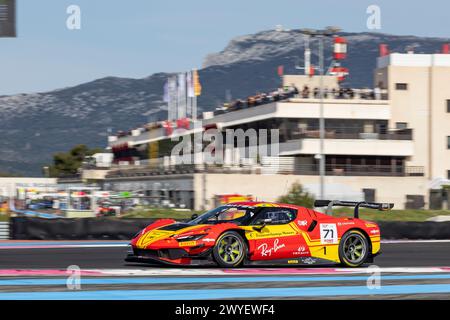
<box><xmin>283</xmin><ymin>75</ymin><xmax>339</xmax><ymax>91</ymax></box>
<box><xmin>375</xmin><ymin>61</ymin><xmax>450</xmax><ymax>180</ymax></box>
<box><xmin>280</xmin><ymin>139</ymin><xmax>414</xmax><ymax>157</ymax></box>
<box><xmin>430</xmin><ymin>66</ymin><xmax>450</xmax><ymax>179</ymax></box>
<box><xmin>0</xmin><ymin>178</ymin><xmax>57</xmax><ymax>198</ymax></box>
<box><xmin>382</xmin><ymin>66</ymin><xmax>430</xmax><ymax>174</ymax></box>
<box><xmin>194</xmin><ymin>173</ymin><xmax>428</xmax><ymax>210</ymax></box>
<box><xmin>82</xmin><ymin>170</ymin><xmax>109</xmax><ymax>181</ymax></box>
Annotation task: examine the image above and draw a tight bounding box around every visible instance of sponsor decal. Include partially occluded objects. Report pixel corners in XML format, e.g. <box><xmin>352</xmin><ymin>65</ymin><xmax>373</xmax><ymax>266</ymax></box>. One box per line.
<box><xmin>293</xmin><ymin>245</ymin><xmax>309</xmax><ymax>256</ymax></box>
<box><xmin>297</xmin><ymin>220</ymin><xmax>308</xmax><ymax>227</ymax></box>
<box><xmin>202</xmin><ymin>238</ymin><xmax>216</xmax><ymax>243</ymax></box>
<box><xmin>337</xmin><ymin>221</ymin><xmax>355</xmax><ymax>226</ymax></box>
<box><xmin>365</xmin><ymin>223</ymin><xmax>378</xmax><ymax>228</ymax></box>
<box><xmin>370</xmin><ymin>229</ymin><xmax>380</xmax><ymax>235</ymax></box>
<box><xmin>257</xmin><ymin>238</ymin><xmax>286</xmax><ymax>257</ymax></box>
<box><xmin>179</xmin><ymin>241</ymin><xmax>197</xmax><ymax>247</ymax></box>
<box><xmin>287</xmin><ymin>260</ymin><xmax>299</xmax><ymax>264</ymax></box>
<box><xmin>247</xmin><ymin>230</ymin><xmax>296</xmax><ymax>240</ymax></box>
<box><xmin>301</xmin><ymin>257</ymin><xmax>317</xmax><ymax>265</ymax></box>
<box><xmin>320</xmin><ymin>223</ymin><xmax>338</xmax><ymax>244</ymax></box>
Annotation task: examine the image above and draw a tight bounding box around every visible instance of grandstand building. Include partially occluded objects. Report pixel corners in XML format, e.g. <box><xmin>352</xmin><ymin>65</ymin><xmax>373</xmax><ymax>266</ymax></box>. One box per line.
<box><xmin>85</xmin><ymin>52</ymin><xmax>450</xmax><ymax>210</ymax></box>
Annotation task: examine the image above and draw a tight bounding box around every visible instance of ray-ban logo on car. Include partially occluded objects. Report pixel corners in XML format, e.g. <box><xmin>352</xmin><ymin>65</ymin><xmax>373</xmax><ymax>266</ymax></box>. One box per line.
<box><xmin>0</xmin><ymin>0</ymin><xmax>16</xmax><ymax>38</ymax></box>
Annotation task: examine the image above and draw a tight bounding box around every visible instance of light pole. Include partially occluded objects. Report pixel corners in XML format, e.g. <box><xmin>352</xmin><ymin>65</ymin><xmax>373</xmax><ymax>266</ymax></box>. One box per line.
<box><xmin>300</xmin><ymin>27</ymin><xmax>341</xmax><ymax>201</ymax></box>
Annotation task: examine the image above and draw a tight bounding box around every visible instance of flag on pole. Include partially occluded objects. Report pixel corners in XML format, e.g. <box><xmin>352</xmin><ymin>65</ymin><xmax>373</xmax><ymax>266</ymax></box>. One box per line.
<box><xmin>168</xmin><ymin>77</ymin><xmax>178</xmax><ymax>120</ymax></box>
<box><xmin>193</xmin><ymin>69</ymin><xmax>202</xmax><ymax>96</ymax></box>
<box><xmin>177</xmin><ymin>73</ymin><xmax>187</xmax><ymax>119</ymax></box>
<box><xmin>277</xmin><ymin>65</ymin><xmax>284</xmax><ymax>77</ymax></box>
<box><xmin>187</xmin><ymin>71</ymin><xmax>195</xmax><ymax>98</ymax></box>
<box><xmin>163</xmin><ymin>80</ymin><xmax>169</xmax><ymax>102</ymax></box>
<box><xmin>379</xmin><ymin>44</ymin><xmax>389</xmax><ymax>57</ymax></box>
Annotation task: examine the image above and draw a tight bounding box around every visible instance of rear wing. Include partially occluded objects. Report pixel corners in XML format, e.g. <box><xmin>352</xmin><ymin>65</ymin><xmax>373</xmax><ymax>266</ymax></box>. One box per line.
<box><xmin>314</xmin><ymin>200</ymin><xmax>394</xmax><ymax>218</ymax></box>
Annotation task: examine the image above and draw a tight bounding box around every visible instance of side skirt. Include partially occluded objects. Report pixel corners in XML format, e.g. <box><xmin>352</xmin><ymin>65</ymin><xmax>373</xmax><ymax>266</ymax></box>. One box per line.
<box><xmin>244</xmin><ymin>257</ymin><xmax>338</xmax><ymax>267</ymax></box>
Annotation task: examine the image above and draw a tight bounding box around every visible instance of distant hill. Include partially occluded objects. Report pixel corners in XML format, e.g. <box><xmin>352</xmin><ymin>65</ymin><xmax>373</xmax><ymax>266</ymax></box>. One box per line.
<box><xmin>0</xmin><ymin>29</ymin><xmax>448</xmax><ymax>176</ymax></box>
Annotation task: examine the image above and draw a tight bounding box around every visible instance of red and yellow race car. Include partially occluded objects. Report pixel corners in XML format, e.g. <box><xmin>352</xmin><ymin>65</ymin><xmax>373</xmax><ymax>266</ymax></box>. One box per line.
<box><xmin>125</xmin><ymin>200</ymin><xmax>393</xmax><ymax>268</ymax></box>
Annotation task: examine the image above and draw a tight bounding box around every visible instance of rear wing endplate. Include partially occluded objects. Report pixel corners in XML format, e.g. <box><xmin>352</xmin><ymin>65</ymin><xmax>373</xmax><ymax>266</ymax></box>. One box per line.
<box><xmin>314</xmin><ymin>200</ymin><xmax>394</xmax><ymax>218</ymax></box>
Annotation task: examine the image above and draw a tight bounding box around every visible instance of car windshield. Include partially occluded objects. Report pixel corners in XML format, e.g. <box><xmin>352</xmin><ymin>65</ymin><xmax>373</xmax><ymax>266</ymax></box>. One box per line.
<box><xmin>189</xmin><ymin>205</ymin><xmax>257</xmax><ymax>225</ymax></box>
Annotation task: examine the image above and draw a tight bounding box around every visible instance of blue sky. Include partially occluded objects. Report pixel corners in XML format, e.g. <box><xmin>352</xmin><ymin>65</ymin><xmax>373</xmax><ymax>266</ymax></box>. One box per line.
<box><xmin>0</xmin><ymin>0</ymin><xmax>449</xmax><ymax>95</ymax></box>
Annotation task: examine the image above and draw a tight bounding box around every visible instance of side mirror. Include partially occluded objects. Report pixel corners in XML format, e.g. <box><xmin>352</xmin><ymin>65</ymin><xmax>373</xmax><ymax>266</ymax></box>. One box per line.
<box><xmin>252</xmin><ymin>218</ymin><xmax>272</xmax><ymax>232</ymax></box>
<box><xmin>191</xmin><ymin>214</ymin><xmax>198</xmax><ymax>221</ymax></box>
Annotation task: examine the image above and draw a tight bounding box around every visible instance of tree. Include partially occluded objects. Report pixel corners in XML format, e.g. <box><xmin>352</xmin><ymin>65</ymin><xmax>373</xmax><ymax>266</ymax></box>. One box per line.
<box><xmin>0</xmin><ymin>171</ymin><xmax>21</xmax><ymax>177</ymax></box>
<box><xmin>277</xmin><ymin>182</ymin><xmax>315</xmax><ymax>208</ymax></box>
<box><xmin>48</xmin><ymin>144</ymin><xmax>103</xmax><ymax>177</ymax></box>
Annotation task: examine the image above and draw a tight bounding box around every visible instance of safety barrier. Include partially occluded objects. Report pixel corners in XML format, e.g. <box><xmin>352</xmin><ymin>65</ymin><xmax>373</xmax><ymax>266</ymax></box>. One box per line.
<box><xmin>9</xmin><ymin>217</ymin><xmax>450</xmax><ymax>240</ymax></box>
<box><xmin>10</xmin><ymin>217</ymin><xmax>157</xmax><ymax>240</ymax></box>
<box><xmin>378</xmin><ymin>221</ymin><xmax>450</xmax><ymax>240</ymax></box>
<box><xmin>0</xmin><ymin>222</ymin><xmax>9</xmax><ymax>240</ymax></box>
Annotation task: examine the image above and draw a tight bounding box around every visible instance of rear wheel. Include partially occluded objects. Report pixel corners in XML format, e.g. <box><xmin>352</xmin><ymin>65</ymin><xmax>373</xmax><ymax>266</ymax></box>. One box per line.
<box><xmin>213</xmin><ymin>231</ymin><xmax>246</xmax><ymax>268</ymax></box>
<box><xmin>339</xmin><ymin>230</ymin><xmax>369</xmax><ymax>267</ymax></box>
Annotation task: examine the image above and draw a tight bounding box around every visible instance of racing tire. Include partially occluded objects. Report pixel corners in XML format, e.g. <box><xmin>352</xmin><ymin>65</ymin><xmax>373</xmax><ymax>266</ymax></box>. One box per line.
<box><xmin>213</xmin><ymin>231</ymin><xmax>247</xmax><ymax>268</ymax></box>
<box><xmin>338</xmin><ymin>230</ymin><xmax>370</xmax><ymax>267</ymax></box>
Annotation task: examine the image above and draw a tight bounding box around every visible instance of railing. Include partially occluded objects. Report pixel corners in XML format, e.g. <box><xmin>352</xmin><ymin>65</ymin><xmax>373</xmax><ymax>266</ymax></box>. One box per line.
<box><xmin>0</xmin><ymin>222</ymin><xmax>9</xmax><ymax>240</ymax></box>
<box><xmin>292</xmin><ymin>129</ymin><xmax>412</xmax><ymax>141</ymax></box>
<box><xmin>291</xmin><ymin>164</ymin><xmax>424</xmax><ymax>177</ymax></box>
<box><xmin>106</xmin><ymin>162</ymin><xmax>425</xmax><ymax>178</ymax></box>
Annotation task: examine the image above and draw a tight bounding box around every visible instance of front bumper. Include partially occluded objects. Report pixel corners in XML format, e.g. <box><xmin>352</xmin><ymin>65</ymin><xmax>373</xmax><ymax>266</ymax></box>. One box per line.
<box><xmin>124</xmin><ymin>246</ymin><xmax>215</xmax><ymax>266</ymax></box>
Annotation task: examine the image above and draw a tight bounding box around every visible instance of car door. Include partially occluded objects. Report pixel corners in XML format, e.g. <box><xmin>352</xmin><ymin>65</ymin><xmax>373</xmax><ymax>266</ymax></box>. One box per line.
<box><xmin>245</xmin><ymin>207</ymin><xmax>301</xmax><ymax>261</ymax></box>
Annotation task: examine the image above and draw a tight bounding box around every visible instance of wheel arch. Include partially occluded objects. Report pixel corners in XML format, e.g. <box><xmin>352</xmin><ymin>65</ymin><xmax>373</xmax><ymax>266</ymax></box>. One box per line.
<box><xmin>217</xmin><ymin>229</ymin><xmax>250</xmax><ymax>253</ymax></box>
<box><xmin>344</xmin><ymin>228</ymin><xmax>373</xmax><ymax>254</ymax></box>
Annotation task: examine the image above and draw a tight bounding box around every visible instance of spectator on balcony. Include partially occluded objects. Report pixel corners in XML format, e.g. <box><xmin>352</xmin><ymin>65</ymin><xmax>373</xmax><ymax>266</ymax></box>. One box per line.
<box><xmin>313</xmin><ymin>87</ymin><xmax>319</xmax><ymax>98</ymax></box>
<box><xmin>273</xmin><ymin>91</ymin><xmax>280</xmax><ymax>101</ymax></box>
<box><xmin>302</xmin><ymin>85</ymin><xmax>310</xmax><ymax>98</ymax></box>
<box><xmin>374</xmin><ymin>87</ymin><xmax>381</xmax><ymax>100</ymax></box>
<box><xmin>331</xmin><ymin>88</ymin><xmax>337</xmax><ymax>98</ymax></box>
<box><xmin>247</xmin><ymin>96</ymin><xmax>256</xmax><ymax>107</ymax></box>
<box><xmin>346</xmin><ymin>88</ymin><xmax>355</xmax><ymax>99</ymax></box>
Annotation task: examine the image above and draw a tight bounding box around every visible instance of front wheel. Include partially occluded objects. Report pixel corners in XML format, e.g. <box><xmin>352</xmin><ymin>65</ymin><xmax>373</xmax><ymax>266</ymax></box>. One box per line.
<box><xmin>338</xmin><ymin>230</ymin><xmax>369</xmax><ymax>267</ymax></box>
<box><xmin>213</xmin><ymin>231</ymin><xmax>247</xmax><ymax>268</ymax></box>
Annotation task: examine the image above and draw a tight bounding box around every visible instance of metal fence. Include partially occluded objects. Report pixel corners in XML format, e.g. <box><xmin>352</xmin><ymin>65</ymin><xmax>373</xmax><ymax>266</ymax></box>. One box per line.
<box><xmin>0</xmin><ymin>222</ymin><xmax>9</xmax><ymax>240</ymax></box>
<box><xmin>107</xmin><ymin>161</ymin><xmax>425</xmax><ymax>179</ymax></box>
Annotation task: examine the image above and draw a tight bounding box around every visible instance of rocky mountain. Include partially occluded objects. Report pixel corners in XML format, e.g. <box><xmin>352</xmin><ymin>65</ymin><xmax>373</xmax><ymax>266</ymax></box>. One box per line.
<box><xmin>1</xmin><ymin>29</ymin><xmax>449</xmax><ymax>176</ymax></box>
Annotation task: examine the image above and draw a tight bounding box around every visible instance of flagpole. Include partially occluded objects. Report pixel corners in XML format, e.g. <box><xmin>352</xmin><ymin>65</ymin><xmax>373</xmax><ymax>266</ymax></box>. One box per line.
<box><xmin>192</xmin><ymin>69</ymin><xmax>197</xmax><ymax>124</ymax></box>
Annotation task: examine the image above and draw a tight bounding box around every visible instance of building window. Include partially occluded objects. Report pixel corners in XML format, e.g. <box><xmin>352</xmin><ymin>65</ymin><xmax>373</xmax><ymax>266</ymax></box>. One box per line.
<box><xmin>363</xmin><ymin>189</ymin><xmax>376</xmax><ymax>203</ymax></box>
<box><xmin>448</xmin><ymin>170</ymin><xmax>450</xmax><ymax>180</ymax></box>
<box><xmin>395</xmin><ymin>83</ymin><xmax>408</xmax><ymax>90</ymax></box>
<box><xmin>396</xmin><ymin>122</ymin><xmax>408</xmax><ymax>130</ymax></box>
<box><xmin>447</xmin><ymin>100</ymin><xmax>450</xmax><ymax>113</ymax></box>
<box><xmin>448</xmin><ymin>136</ymin><xmax>450</xmax><ymax>149</ymax></box>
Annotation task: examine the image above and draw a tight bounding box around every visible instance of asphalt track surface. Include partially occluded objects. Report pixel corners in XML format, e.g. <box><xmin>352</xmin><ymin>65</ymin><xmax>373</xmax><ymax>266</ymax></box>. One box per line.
<box><xmin>0</xmin><ymin>241</ymin><xmax>450</xmax><ymax>299</ymax></box>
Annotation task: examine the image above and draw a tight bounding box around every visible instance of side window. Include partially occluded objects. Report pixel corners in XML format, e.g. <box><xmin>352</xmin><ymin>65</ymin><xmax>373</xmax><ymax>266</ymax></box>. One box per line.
<box><xmin>252</xmin><ymin>208</ymin><xmax>296</xmax><ymax>225</ymax></box>
<box><xmin>208</xmin><ymin>207</ymin><xmax>248</xmax><ymax>222</ymax></box>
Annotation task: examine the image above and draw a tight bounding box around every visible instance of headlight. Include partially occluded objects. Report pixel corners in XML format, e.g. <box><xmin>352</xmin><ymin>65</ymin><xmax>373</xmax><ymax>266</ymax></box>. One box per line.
<box><xmin>176</xmin><ymin>234</ymin><xmax>206</xmax><ymax>242</ymax></box>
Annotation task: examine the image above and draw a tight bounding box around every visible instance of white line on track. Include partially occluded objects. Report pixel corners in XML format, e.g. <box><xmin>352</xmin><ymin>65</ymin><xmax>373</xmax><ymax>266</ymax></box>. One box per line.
<box><xmin>0</xmin><ymin>267</ymin><xmax>450</xmax><ymax>277</ymax></box>
<box><xmin>0</xmin><ymin>239</ymin><xmax>449</xmax><ymax>250</ymax></box>
<box><xmin>381</xmin><ymin>240</ymin><xmax>450</xmax><ymax>244</ymax></box>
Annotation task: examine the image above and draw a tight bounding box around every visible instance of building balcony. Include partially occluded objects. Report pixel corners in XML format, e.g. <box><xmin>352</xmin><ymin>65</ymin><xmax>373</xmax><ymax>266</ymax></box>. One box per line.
<box><xmin>105</xmin><ymin>161</ymin><xmax>424</xmax><ymax>179</ymax></box>
<box><xmin>280</xmin><ymin>138</ymin><xmax>414</xmax><ymax>157</ymax></box>
<box><xmin>291</xmin><ymin>128</ymin><xmax>412</xmax><ymax>141</ymax></box>
<box><xmin>290</xmin><ymin>164</ymin><xmax>424</xmax><ymax>177</ymax></box>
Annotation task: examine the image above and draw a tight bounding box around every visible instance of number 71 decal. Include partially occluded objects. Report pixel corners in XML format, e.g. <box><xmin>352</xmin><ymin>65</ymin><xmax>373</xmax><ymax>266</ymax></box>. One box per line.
<box><xmin>320</xmin><ymin>223</ymin><xmax>338</xmax><ymax>244</ymax></box>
